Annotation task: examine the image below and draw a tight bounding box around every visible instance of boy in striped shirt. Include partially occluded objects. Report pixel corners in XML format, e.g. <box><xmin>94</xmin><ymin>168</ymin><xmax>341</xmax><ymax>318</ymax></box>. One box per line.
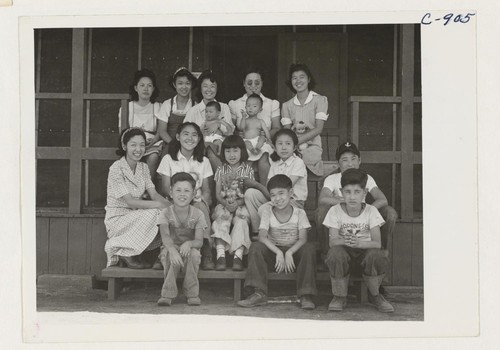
<box><xmin>237</xmin><ymin>174</ymin><xmax>317</xmax><ymax>310</ymax></box>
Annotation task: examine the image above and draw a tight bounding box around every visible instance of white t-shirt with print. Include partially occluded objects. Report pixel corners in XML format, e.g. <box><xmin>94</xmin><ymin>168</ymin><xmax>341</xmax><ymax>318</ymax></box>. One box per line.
<box><xmin>322</xmin><ymin>172</ymin><xmax>378</xmax><ymax>202</ymax></box>
<box><xmin>323</xmin><ymin>203</ymin><xmax>385</xmax><ymax>242</ymax></box>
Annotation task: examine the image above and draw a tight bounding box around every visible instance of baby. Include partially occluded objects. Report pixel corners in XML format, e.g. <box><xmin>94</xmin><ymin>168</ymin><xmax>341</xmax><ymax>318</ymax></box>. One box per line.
<box><xmin>240</xmin><ymin>93</ymin><xmax>272</xmax><ymax>156</ymax></box>
<box><xmin>201</xmin><ymin>101</ymin><xmax>225</xmax><ymax>153</ymax></box>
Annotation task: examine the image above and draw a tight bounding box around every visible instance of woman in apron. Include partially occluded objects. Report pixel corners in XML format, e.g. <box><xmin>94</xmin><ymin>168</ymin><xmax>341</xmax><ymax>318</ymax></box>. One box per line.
<box><xmin>158</xmin><ymin>67</ymin><xmax>197</xmax><ymax>158</ymax></box>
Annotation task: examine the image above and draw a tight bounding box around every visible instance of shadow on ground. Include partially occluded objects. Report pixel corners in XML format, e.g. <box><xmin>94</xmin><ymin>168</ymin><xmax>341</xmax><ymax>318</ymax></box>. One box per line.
<box><xmin>37</xmin><ymin>277</ymin><xmax>423</xmax><ymax>321</ymax></box>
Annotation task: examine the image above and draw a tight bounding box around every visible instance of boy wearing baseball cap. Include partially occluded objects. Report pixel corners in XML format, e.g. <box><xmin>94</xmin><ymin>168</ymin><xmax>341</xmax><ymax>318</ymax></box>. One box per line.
<box><xmin>317</xmin><ymin>141</ymin><xmax>398</xmax><ymax>256</ymax></box>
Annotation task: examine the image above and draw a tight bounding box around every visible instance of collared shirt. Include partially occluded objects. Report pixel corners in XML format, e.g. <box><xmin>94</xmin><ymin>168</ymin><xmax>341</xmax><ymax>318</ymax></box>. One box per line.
<box><xmin>267</xmin><ymin>154</ymin><xmax>308</xmax><ymax>201</ymax></box>
<box><xmin>157</xmin><ymin>152</ymin><xmax>213</xmax><ymax>201</ymax></box>
<box><xmin>228</xmin><ymin>93</ymin><xmax>280</xmax><ymax>130</ymax></box>
<box><xmin>158</xmin><ymin>205</ymin><xmax>207</xmax><ymax>246</ymax></box>
<box><xmin>259</xmin><ymin>206</ymin><xmax>311</xmax><ymax>248</ymax></box>
<box><xmin>281</xmin><ymin>91</ymin><xmax>328</xmax><ymax>148</ymax></box>
<box><xmin>323</xmin><ymin>203</ymin><xmax>385</xmax><ymax>242</ymax></box>
<box><xmin>157</xmin><ymin>96</ymin><xmax>194</xmax><ymax>124</ymax></box>
<box><xmin>323</xmin><ymin>172</ymin><xmax>378</xmax><ymax>202</ymax></box>
<box><xmin>105</xmin><ymin>157</ymin><xmax>155</xmax><ymax>220</ymax></box>
<box><xmin>184</xmin><ymin>100</ymin><xmax>234</xmax><ymax>134</ymax></box>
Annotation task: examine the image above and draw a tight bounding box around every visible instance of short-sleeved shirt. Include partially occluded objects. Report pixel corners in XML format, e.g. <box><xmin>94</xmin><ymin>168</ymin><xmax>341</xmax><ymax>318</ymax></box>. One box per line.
<box><xmin>105</xmin><ymin>157</ymin><xmax>155</xmax><ymax>220</ymax></box>
<box><xmin>323</xmin><ymin>172</ymin><xmax>378</xmax><ymax>202</ymax></box>
<box><xmin>157</xmin><ymin>152</ymin><xmax>213</xmax><ymax>201</ymax></box>
<box><xmin>259</xmin><ymin>206</ymin><xmax>311</xmax><ymax>248</ymax></box>
<box><xmin>323</xmin><ymin>203</ymin><xmax>385</xmax><ymax>242</ymax></box>
<box><xmin>157</xmin><ymin>96</ymin><xmax>194</xmax><ymax>124</ymax></box>
<box><xmin>228</xmin><ymin>93</ymin><xmax>280</xmax><ymax>130</ymax></box>
<box><xmin>184</xmin><ymin>100</ymin><xmax>234</xmax><ymax>135</ymax></box>
<box><xmin>268</xmin><ymin>154</ymin><xmax>308</xmax><ymax>201</ymax></box>
<box><xmin>158</xmin><ymin>205</ymin><xmax>207</xmax><ymax>246</ymax></box>
<box><xmin>214</xmin><ymin>163</ymin><xmax>255</xmax><ymax>182</ymax></box>
<box><xmin>281</xmin><ymin>91</ymin><xmax>328</xmax><ymax>149</ymax></box>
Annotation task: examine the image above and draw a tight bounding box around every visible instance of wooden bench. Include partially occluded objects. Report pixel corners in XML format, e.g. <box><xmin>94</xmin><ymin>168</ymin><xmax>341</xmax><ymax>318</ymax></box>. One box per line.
<box><xmin>101</xmin><ymin>267</ymin><xmax>368</xmax><ymax>303</ymax></box>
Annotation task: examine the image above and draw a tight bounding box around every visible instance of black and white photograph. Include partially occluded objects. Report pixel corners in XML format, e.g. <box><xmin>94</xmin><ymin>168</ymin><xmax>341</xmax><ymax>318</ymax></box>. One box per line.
<box><xmin>10</xmin><ymin>3</ymin><xmax>484</xmax><ymax>345</ymax></box>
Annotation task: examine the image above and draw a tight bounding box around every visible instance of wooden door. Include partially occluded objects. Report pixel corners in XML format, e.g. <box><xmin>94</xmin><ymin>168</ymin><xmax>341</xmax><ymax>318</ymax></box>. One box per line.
<box><xmin>278</xmin><ymin>33</ymin><xmax>348</xmax><ymax>161</ymax></box>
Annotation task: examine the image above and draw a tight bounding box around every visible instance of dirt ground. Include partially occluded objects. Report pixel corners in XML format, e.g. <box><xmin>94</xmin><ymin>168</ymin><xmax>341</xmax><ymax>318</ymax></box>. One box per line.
<box><xmin>36</xmin><ymin>276</ymin><xmax>423</xmax><ymax>321</ymax></box>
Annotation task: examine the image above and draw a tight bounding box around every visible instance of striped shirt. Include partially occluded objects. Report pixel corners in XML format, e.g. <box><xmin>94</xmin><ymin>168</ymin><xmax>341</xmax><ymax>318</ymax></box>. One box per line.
<box><xmin>259</xmin><ymin>206</ymin><xmax>311</xmax><ymax>248</ymax></box>
<box><xmin>214</xmin><ymin>163</ymin><xmax>255</xmax><ymax>183</ymax></box>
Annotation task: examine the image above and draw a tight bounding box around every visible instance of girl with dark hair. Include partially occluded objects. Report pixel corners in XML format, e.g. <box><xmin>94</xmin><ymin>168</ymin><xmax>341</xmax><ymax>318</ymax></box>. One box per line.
<box><xmin>119</xmin><ymin>69</ymin><xmax>162</xmax><ymax>179</ymax></box>
<box><xmin>156</xmin><ymin>122</ymin><xmax>215</xmax><ymax>270</ymax></box>
<box><xmin>281</xmin><ymin>63</ymin><xmax>329</xmax><ymax>176</ymax></box>
<box><xmin>211</xmin><ymin>135</ymin><xmax>270</xmax><ymax>271</ymax></box>
<box><xmin>157</xmin><ymin>67</ymin><xmax>197</xmax><ymax>156</ymax></box>
<box><xmin>104</xmin><ymin>128</ymin><xmax>170</xmax><ymax>269</ymax></box>
<box><xmin>245</xmin><ymin>129</ymin><xmax>307</xmax><ymax>241</ymax></box>
<box><xmin>184</xmin><ymin>70</ymin><xmax>235</xmax><ymax>170</ymax></box>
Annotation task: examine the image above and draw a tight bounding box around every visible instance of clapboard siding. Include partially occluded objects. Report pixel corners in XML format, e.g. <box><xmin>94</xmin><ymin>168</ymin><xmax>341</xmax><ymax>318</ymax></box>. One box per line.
<box><xmin>36</xmin><ymin>215</ymin><xmax>424</xmax><ymax>286</ymax></box>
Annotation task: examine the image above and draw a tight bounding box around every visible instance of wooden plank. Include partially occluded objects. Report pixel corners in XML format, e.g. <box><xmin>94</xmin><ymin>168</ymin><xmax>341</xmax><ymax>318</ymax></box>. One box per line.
<box><xmin>349</xmin><ymin>96</ymin><xmax>402</xmax><ymax>103</ymax></box>
<box><xmin>85</xmin><ymin>216</ymin><xmax>93</xmax><ymax>274</ymax></box>
<box><xmin>120</xmin><ymin>99</ymin><xmax>128</xmax><ymax>131</ymax></box>
<box><xmin>338</xmin><ymin>34</ymin><xmax>348</xmax><ymax>142</ymax></box>
<box><xmin>359</xmin><ymin>151</ymin><xmax>401</xmax><ymax>164</ymax></box>
<box><xmin>411</xmin><ymin>223</ymin><xmax>424</xmax><ymax>286</ymax></box>
<box><xmin>81</xmin><ymin>147</ymin><xmax>118</xmax><ymax>160</ymax></box>
<box><xmin>48</xmin><ymin>217</ymin><xmax>68</xmax><ymax>274</ymax></box>
<box><xmin>36</xmin><ymin>147</ymin><xmax>71</xmax><ymax>159</ymax></box>
<box><xmin>83</xmin><ymin>93</ymin><xmax>129</xmax><ymax>100</ymax></box>
<box><xmin>90</xmin><ymin>218</ymin><xmax>108</xmax><ymax>277</ymax></box>
<box><xmin>68</xmin><ymin>28</ymin><xmax>86</xmax><ymax>214</ymax></box>
<box><xmin>392</xmin><ymin>222</ymin><xmax>413</xmax><ymax>285</ymax></box>
<box><xmin>67</xmin><ymin>218</ymin><xmax>89</xmax><ymax>274</ymax></box>
<box><xmin>351</xmin><ymin>101</ymin><xmax>359</xmax><ymax>145</ymax></box>
<box><xmin>35</xmin><ymin>92</ymin><xmax>73</xmax><ymax>99</ymax></box>
<box><xmin>399</xmin><ymin>24</ymin><xmax>415</xmax><ymax>220</ymax></box>
<box><xmin>36</xmin><ymin>217</ymin><xmax>50</xmax><ymax>276</ymax></box>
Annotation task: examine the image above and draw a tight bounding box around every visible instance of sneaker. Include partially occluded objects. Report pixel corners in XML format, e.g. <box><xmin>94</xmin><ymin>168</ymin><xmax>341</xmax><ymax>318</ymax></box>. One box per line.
<box><xmin>157</xmin><ymin>297</ymin><xmax>172</xmax><ymax>306</ymax></box>
<box><xmin>300</xmin><ymin>295</ymin><xmax>315</xmax><ymax>310</ymax></box>
<box><xmin>187</xmin><ymin>297</ymin><xmax>201</xmax><ymax>306</ymax></box>
<box><xmin>232</xmin><ymin>257</ymin><xmax>243</xmax><ymax>271</ymax></box>
<box><xmin>215</xmin><ymin>257</ymin><xmax>226</xmax><ymax>271</ymax></box>
<box><xmin>201</xmin><ymin>253</ymin><xmax>215</xmax><ymax>270</ymax></box>
<box><xmin>369</xmin><ymin>293</ymin><xmax>394</xmax><ymax>313</ymax></box>
<box><xmin>328</xmin><ymin>296</ymin><xmax>347</xmax><ymax>311</ymax></box>
<box><xmin>236</xmin><ymin>291</ymin><xmax>268</xmax><ymax>308</ymax></box>
<box><xmin>152</xmin><ymin>257</ymin><xmax>163</xmax><ymax>270</ymax></box>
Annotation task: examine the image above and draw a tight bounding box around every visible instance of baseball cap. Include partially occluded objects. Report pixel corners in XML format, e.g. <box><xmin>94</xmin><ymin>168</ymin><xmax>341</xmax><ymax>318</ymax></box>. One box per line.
<box><xmin>335</xmin><ymin>141</ymin><xmax>360</xmax><ymax>160</ymax></box>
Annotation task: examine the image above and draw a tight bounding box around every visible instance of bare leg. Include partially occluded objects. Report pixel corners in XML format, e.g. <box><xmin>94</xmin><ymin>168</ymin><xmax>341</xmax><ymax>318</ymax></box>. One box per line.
<box><xmin>257</xmin><ymin>153</ymin><xmax>270</xmax><ymax>186</ymax></box>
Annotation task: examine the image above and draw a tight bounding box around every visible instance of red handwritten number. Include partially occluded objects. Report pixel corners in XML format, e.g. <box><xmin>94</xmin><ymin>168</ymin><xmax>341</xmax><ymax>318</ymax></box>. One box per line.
<box><xmin>443</xmin><ymin>13</ymin><xmax>454</xmax><ymax>25</ymax></box>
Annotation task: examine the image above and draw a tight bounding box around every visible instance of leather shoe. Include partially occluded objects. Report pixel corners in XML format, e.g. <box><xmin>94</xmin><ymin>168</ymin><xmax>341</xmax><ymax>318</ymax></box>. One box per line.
<box><xmin>118</xmin><ymin>255</ymin><xmax>148</xmax><ymax>269</ymax></box>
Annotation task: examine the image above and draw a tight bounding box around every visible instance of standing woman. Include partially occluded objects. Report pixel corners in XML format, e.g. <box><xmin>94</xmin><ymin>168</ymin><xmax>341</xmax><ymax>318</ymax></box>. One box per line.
<box><xmin>104</xmin><ymin>128</ymin><xmax>170</xmax><ymax>268</ymax></box>
<box><xmin>119</xmin><ymin>69</ymin><xmax>162</xmax><ymax>179</ymax></box>
<box><xmin>157</xmin><ymin>67</ymin><xmax>197</xmax><ymax>156</ymax></box>
<box><xmin>229</xmin><ymin>70</ymin><xmax>281</xmax><ymax>184</ymax></box>
<box><xmin>184</xmin><ymin>70</ymin><xmax>235</xmax><ymax>170</ymax></box>
<box><xmin>281</xmin><ymin>63</ymin><xmax>328</xmax><ymax>176</ymax></box>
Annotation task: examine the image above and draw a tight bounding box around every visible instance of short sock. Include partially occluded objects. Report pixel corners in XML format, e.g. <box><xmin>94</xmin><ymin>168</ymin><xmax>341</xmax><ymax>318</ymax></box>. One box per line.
<box><xmin>234</xmin><ymin>248</ymin><xmax>244</xmax><ymax>260</ymax></box>
<box><xmin>216</xmin><ymin>245</ymin><xmax>225</xmax><ymax>259</ymax></box>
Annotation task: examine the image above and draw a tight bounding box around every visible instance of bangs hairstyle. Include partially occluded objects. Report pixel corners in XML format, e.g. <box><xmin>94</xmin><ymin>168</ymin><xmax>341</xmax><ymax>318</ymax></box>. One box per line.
<box><xmin>170</xmin><ymin>172</ymin><xmax>196</xmax><ymax>190</ymax></box>
<box><xmin>196</xmin><ymin>69</ymin><xmax>219</xmax><ymax>102</ymax></box>
<box><xmin>340</xmin><ymin>168</ymin><xmax>368</xmax><ymax>189</ymax></box>
<box><xmin>285</xmin><ymin>63</ymin><xmax>316</xmax><ymax>93</ymax></box>
<box><xmin>167</xmin><ymin>122</ymin><xmax>205</xmax><ymax>163</ymax></box>
<box><xmin>129</xmin><ymin>69</ymin><xmax>160</xmax><ymax>102</ymax></box>
<box><xmin>270</xmin><ymin>128</ymin><xmax>301</xmax><ymax>162</ymax></box>
<box><xmin>220</xmin><ymin>135</ymin><xmax>249</xmax><ymax>163</ymax></box>
<box><xmin>206</xmin><ymin>100</ymin><xmax>221</xmax><ymax>112</ymax></box>
<box><xmin>169</xmin><ymin>67</ymin><xmax>197</xmax><ymax>91</ymax></box>
<box><xmin>246</xmin><ymin>93</ymin><xmax>263</xmax><ymax>107</ymax></box>
<box><xmin>116</xmin><ymin>128</ymin><xmax>146</xmax><ymax>156</ymax></box>
<box><xmin>267</xmin><ymin>174</ymin><xmax>293</xmax><ymax>192</ymax></box>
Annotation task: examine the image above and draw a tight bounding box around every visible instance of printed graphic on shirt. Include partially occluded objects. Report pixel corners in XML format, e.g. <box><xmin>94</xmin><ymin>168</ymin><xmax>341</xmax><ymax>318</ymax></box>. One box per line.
<box><xmin>339</xmin><ymin>222</ymin><xmax>371</xmax><ymax>242</ymax></box>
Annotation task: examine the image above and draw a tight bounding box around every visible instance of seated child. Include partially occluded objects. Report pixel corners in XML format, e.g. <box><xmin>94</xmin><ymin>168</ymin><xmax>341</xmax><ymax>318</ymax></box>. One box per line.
<box><xmin>237</xmin><ymin>174</ymin><xmax>317</xmax><ymax>310</ymax></box>
<box><xmin>201</xmin><ymin>101</ymin><xmax>230</xmax><ymax>154</ymax></box>
<box><xmin>322</xmin><ymin>168</ymin><xmax>394</xmax><ymax>313</ymax></box>
<box><xmin>317</xmin><ymin>141</ymin><xmax>398</xmax><ymax>256</ymax></box>
<box><xmin>240</xmin><ymin>93</ymin><xmax>273</xmax><ymax>161</ymax></box>
<box><xmin>292</xmin><ymin>121</ymin><xmax>313</xmax><ymax>151</ymax></box>
<box><xmin>157</xmin><ymin>172</ymin><xmax>206</xmax><ymax>307</ymax></box>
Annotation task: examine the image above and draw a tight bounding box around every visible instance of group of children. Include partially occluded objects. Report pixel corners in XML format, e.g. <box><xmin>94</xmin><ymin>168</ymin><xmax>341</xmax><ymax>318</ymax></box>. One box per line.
<box><xmin>116</xmin><ymin>67</ymin><xmax>395</xmax><ymax>313</ymax></box>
